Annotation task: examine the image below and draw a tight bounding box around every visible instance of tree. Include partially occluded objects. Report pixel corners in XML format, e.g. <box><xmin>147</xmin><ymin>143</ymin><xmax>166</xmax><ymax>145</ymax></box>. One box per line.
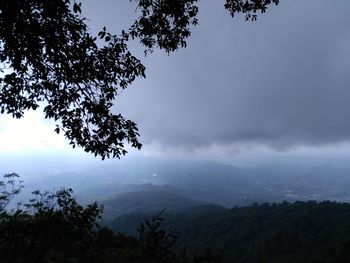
<box><xmin>0</xmin><ymin>174</ymin><xmax>222</xmax><ymax>262</ymax></box>
<box><xmin>0</xmin><ymin>173</ymin><xmax>23</xmax><ymax>213</ymax></box>
<box><xmin>0</xmin><ymin>0</ymin><xmax>280</xmax><ymax>159</ymax></box>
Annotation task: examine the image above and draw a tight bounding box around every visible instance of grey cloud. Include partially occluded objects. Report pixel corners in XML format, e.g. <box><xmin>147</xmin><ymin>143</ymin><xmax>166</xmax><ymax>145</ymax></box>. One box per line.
<box><xmin>84</xmin><ymin>0</ymin><xmax>350</xmax><ymax>153</ymax></box>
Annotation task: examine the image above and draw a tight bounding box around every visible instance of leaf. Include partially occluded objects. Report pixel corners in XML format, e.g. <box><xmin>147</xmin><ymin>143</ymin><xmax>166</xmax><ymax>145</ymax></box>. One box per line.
<box><xmin>73</xmin><ymin>3</ymin><xmax>81</xmax><ymax>13</ymax></box>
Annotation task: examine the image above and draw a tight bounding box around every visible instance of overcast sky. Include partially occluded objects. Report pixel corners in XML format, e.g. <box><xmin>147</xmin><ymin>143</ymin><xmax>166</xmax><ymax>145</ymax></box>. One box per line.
<box><xmin>1</xmin><ymin>0</ymin><xmax>350</xmax><ymax>163</ymax></box>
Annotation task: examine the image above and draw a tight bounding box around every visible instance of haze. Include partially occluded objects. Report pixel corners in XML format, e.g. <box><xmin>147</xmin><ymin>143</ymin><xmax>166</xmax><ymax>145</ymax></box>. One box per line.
<box><xmin>1</xmin><ymin>0</ymin><xmax>350</xmax><ymax>206</ymax></box>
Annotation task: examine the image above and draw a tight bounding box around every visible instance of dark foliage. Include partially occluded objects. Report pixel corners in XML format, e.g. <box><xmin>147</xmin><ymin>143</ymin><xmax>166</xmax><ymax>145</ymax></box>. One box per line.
<box><xmin>0</xmin><ymin>187</ymin><xmax>103</xmax><ymax>262</ymax></box>
<box><xmin>225</xmin><ymin>0</ymin><xmax>280</xmax><ymax>21</ymax></box>
<box><xmin>0</xmin><ymin>173</ymin><xmax>23</xmax><ymax>213</ymax></box>
<box><xmin>0</xmin><ymin>0</ymin><xmax>280</xmax><ymax>159</ymax></box>
<box><xmin>128</xmin><ymin>0</ymin><xmax>199</xmax><ymax>54</ymax></box>
<box><xmin>0</xmin><ymin>174</ymin><xmax>220</xmax><ymax>262</ymax></box>
<box><xmin>109</xmin><ymin>202</ymin><xmax>350</xmax><ymax>263</ymax></box>
<box><xmin>0</xmin><ymin>0</ymin><xmax>145</xmax><ymax>159</ymax></box>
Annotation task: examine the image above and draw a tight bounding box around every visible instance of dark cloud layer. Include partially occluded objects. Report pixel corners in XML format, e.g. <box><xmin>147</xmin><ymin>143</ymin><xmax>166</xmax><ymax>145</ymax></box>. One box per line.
<box><xmin>84</xmin><ymin>0</ymin><xmax>350</xmax><ymax>153</ymax></box>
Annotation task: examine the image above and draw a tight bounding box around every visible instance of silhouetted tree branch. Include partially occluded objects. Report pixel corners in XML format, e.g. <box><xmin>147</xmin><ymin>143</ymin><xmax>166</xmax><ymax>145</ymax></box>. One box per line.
<box><xmin>0</xmin><ymin>173</ymin><xmax>23</xmax><ymax>213</ymax></box>
<box><xmin>0</xmin><ymin>0</ymin><xmax>280</xmax><ymax>159</ymax></box>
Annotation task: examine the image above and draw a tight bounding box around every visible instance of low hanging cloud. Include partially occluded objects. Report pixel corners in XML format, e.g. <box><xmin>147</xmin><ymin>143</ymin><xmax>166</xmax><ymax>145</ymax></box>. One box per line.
<box><xmin>111</xmin><ymin>0</ymin><xmax>350</xmax><ymax>154</ymax></box>
<box><xmin>1</xmin><ymin>0</ymin><xmax>348</xmax><ymax>158</ymax></box>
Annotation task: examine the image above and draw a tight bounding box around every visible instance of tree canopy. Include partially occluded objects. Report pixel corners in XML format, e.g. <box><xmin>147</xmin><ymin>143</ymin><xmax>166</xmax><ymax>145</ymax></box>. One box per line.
<box><xmin>0</xmin><ymin>0</ymin><xmax>279</xmax><ymax>159</ymax></box>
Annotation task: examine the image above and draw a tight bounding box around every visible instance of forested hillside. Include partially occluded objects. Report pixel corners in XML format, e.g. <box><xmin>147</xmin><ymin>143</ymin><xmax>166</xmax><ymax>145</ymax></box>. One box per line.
<box><xmin>0</xmin><ymin>174</ymin><xmax>218</xmax><ymax>263</ymax></box>
<box><xmin>109</xmin><ymin>201</ymin><xmax>350</xmax><ymax>263</ymax></box>
<box><xmin>4</xmin><ymin>175</ymin><xmax>350</xmax><ymax>262</ymax></box>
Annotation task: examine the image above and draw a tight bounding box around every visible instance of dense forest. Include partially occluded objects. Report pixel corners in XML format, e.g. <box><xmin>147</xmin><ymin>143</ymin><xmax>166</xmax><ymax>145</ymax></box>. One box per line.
<box><xmin>5</xmin><ymin>173</ymin><xmax>350</xmax><ymax>262</ymax></box>
<box><xmin>109</xmin><ymin>202</ymin><xmax>350</xmax><ymax>263</ymax></box>
<box><xmin>5</xmin><ymin>172</ymin><xmax>350</xmax><ymax>262</ymax></box>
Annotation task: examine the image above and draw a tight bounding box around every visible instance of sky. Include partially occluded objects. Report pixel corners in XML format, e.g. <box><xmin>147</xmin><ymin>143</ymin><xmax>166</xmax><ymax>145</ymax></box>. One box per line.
<box><xmin>1</xmin><ymin>0</ymin><xmax>350</xmax><ymax>166</ymax></box>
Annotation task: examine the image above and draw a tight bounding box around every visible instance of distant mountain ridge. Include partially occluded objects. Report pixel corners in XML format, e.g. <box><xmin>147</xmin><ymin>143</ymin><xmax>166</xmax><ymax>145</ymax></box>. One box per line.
<box><xmin>100</xmin><ymin>184</ymin><xmax>208</xmax><ymax>219</ymax></box>
<box><xmin>20</xmin><ymin>158</ymin><xmax>350</xmax><ymax>218</ymax></box>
